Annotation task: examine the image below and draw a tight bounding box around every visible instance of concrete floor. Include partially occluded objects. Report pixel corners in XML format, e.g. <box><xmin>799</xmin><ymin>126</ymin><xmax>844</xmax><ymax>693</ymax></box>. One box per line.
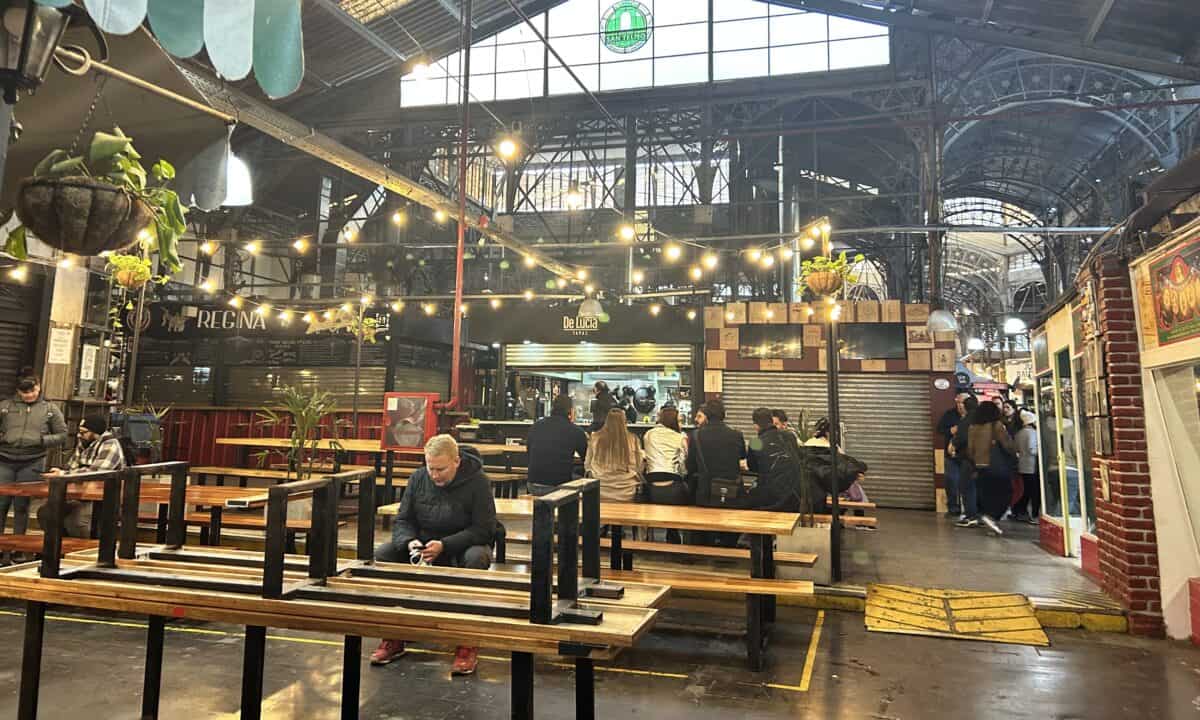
<box><xmin>840</xmin><ymin>509</ymin><xmax>1103</xmax><ymax>600</ymax></box>
<box><xmin>0</xmin><ymin>601</ymin><xmax>1196</xmax><ymax>719</ymax></box>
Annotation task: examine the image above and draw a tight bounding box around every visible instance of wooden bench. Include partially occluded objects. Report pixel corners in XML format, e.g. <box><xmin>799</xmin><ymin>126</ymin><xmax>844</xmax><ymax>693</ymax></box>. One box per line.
<box><xmin>502</xmin><ymin>531</ymin><xmax>817</xmax><ymax>567</ymax></box>
<box><xmin>136</xmin><ymin>511</ymin><xmax>336</xmax><ymax>552</ymax></box>
<box><xmin>0</xmin><ymin>534</ymin><xmax>99</xmax><ymax>555</ymax></box>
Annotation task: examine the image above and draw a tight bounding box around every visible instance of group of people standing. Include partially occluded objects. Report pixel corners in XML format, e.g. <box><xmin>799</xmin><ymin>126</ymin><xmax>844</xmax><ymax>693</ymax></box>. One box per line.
<box><xmin>525</xmin><ymin>382</ymin><xmax>868</xmax><ymax>533</ymax></box>
<box><xmin>938</xmin><ymin>392</ymin><xmax>1040</xmax><ymax>536</ymax></box>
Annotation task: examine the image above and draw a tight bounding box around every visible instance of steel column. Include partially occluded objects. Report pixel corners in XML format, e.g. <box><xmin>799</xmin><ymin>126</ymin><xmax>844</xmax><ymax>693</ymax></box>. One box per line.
<box><xmin>17</xmin><ymin>601</ymin><xmax>45</xmax><ymax>720</ymax></box>
<box><xmin>241</xmin><ymin>625</ymin><xmax>267</xmax><ymax>720</ymax></box>
<box><xmin>142</xmin><ymin>615</ymin><xmax>166</xmax><ymax>719</ymax></box>
<box><xmin>342</xmin><ymin>635</ymin><xmax>361</xmax><ymax>720</ymax></box>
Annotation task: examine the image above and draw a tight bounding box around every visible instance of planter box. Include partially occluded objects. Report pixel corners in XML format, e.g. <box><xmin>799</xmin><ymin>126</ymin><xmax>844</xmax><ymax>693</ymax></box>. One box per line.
<box><xmin>777</xmin><ymin>526</ymin><xmax>833</xmax><ymax>586</ymax></box>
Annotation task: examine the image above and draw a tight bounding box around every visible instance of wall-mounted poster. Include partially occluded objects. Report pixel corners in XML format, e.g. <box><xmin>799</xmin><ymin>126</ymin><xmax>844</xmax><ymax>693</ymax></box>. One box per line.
<box><xmin>1148</xmin><ymin>233</ymin><xmax>1200</xmax><ymax>346</ymax></box>
<box><xmin>381</xmin><ymin>392</ymin><xmax>439</xmax><ymax>450</ymax></box>
<box><xmin>905</xmin><ymin>324</ymin><xmax>934</xmax><ymax>349</ymax></box>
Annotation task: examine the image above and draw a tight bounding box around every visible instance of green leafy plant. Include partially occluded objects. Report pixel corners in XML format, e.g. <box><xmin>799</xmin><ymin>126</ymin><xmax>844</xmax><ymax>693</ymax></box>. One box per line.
<box><xmin>5</xmin><ymin>127</ymin><xmax>185</xmax><ymax>273</ymax></box>
<box><xmin>255</xmin><ymin>386</ymin><xmax>343</xmax><ymax>481</ymax></box>
<box><xmin>105</xmin><ymin>253</ymin><xmax>153</xmax><ymax>288</ymax></box>
<box><xmin>798</xmin><ymin>251</ymin><xmax>864</xmax><ymax>295</ymax></box>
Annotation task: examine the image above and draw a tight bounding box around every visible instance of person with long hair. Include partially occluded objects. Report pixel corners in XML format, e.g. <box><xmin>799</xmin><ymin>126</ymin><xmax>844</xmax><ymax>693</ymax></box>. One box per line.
<box><xmin>586</xmin><ymin>408</ymin><xmax>644</xmax><ymax>502</ymax></box>
<box><xmin>957</xmin><ymin>400</ymin><xmax>1017</xmax><ymax>535</ymax></box>
<box><xmin>1012</xmin><ymin>410</ymin><xmax>1041</xmax><ymax>523</ymax></box>
<box><xmin>588</xmin><ymin>381</ymin><xmax>617</xmax><ymax>432</ymax></box>
<box><xmin>0</xmin><ymin>368</ymin><xmax>67</xmax><ymax>536</ymax></box>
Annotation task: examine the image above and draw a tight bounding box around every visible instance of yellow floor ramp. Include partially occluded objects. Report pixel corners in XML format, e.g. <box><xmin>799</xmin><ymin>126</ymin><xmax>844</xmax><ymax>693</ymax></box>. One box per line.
<box><xmin>865</xmin><ymin>583</ymin><xmax>1049</xmax><ymax>647</ymax></box>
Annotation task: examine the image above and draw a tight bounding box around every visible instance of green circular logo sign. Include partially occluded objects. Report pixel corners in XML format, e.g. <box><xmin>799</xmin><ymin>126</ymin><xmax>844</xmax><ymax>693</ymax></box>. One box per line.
<box><xmin>602</xmin><ymin>1</ymin><xmax>652</xmax><ymax>54</ymax></box>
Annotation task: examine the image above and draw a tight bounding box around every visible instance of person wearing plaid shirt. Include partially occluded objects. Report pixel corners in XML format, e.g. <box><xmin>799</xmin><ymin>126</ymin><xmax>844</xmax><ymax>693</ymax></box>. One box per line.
<box><xmin>37</xmin><ymin>415</ymin><xmax>127</xmax><ymax>538</ymax></box>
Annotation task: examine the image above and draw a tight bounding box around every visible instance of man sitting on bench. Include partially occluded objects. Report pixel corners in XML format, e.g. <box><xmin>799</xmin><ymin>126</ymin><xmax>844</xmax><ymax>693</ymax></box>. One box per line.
<box><xmin>37</xmin><ymin>415</ymin><xmax>127</xmax><ymax>537</ymax></box>
<box><xmin>370</xmin><ymin>434</ymin><xmax>497</xmax><ymax>676</ymax></box>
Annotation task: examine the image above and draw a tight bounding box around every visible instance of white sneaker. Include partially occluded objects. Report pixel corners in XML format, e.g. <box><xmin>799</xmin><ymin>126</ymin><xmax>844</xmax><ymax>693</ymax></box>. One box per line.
<box><xmin>981</xmin><ymin>516</ymin><xmax>1003</xmax><ymax>536</ymax></box>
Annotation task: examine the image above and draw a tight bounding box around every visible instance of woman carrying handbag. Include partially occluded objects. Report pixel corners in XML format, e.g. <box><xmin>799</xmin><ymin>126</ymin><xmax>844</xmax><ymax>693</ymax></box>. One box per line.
<box><xmin>960</xmin><ymin>400</ymin><xmax>1018</xmax><ymax>536</ymax></box>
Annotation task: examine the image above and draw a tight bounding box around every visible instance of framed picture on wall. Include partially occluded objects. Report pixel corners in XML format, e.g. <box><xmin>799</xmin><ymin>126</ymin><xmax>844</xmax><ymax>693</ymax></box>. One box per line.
<box><xmin>905</xmin><ymin>324</ymin><xmax>935</xmax><ymax>349</ymax></box>
<box><xmin>380</xmin><ymin>392</ymin><xmax>439</xmax><ymax>450</ymax></box>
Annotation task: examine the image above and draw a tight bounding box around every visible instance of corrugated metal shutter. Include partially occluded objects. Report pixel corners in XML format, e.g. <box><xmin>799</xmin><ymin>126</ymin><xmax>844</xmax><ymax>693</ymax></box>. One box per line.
<box><xmin>506</xmin><ymin>344</ymin><xmax>692</xmax><ymax>368</ymax></box>
<box><xmin>0</xmin><ymin>322</ymin><xmax>29</xmax><ymax>394</ymax></box>
<box><xmin>722</xmin><ymin>372</ymin><xmax>934</xmax><ymax>509</ymax></box>
<box><xmin>224</xmin><ymin>366</ymin><xmax>448</xmax><ymax>407</ymax></box>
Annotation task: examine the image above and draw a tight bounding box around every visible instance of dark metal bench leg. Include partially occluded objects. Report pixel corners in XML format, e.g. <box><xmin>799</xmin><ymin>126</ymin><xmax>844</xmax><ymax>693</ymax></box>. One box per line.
<box><xmin>763</xmin><ymin>536</ymin><xmax>777</xmax><ymax>624</ymax></box>
<box><xmin>155</xmin><ymin>504</ymin><xmax>168</xmax><ymax>544</ymax></box>
<box><xmin>575</xmin><ymin>658</ymin><xmax>595</xmax><ymax>720</ymax></box>
<box><xmin>285</xmin><ymin>530</ymin><xmax>298</xmax><ymax>555</ymax></box>
<box><xmin>609</xmin><ymin>525</ymin><xmax>622</xmax><ymax>571</ymax></box>
<box><xmin>511</xmin><ymin>651</ymin><xmax>534</xmax><ymax>720</ymax></box>
<box><xmin>342</xmin><ymin>636</ymin><xmax>361</xmax><ymax>720</ymax></box>
<box><xmin>241</xmin><ymin>625</ymin><xmax>267</xmax><ymax>720</ymax></box>
<box><xmin>209</xmin><ymin>507</ymin><xmax>223</xmax><ymax>547</ymax></box>
<box><xmin>18</xmin><ymin>600</ymin><xmax>45</xmax><ymax>720</ymax></box>
<box><xmin>142</xmin><ymin>615</ymin><xmax>166</xmax><ymax>719</ymax></box>
<box><xmin>745</xmin><ymin>534</ymin><xmax>772</xmax><ymax>671</ymax></box>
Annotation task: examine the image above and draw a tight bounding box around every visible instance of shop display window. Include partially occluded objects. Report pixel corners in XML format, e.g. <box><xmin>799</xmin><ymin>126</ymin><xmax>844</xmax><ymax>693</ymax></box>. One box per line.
<box><xmin>1148</xmin><ymin>362</ymin><xmax>1200</xmax><ymax>550</ymax></box>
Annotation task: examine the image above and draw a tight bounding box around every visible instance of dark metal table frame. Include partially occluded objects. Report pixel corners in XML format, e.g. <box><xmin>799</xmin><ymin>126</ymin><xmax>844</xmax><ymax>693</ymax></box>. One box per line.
<box><xmin>18</xmin><ymin>464</ymin><xmax>622</xmax><ymax>720</ymax></box>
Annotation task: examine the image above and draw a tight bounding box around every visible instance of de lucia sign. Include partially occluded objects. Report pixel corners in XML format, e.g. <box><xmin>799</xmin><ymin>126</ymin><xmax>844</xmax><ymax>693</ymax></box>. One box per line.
<box><xmin>562</xmin><ymin>313</ymin><xmax>600</xmax><ymax>336</ymax></box>
<box><xmin>602</xmin><ymin>1</ymin><xmax>652</xmax><ymax>54</ymax></box>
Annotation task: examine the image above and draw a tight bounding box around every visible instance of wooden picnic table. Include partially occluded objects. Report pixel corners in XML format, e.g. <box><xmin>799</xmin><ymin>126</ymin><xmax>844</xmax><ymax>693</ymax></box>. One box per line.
<box><xmin>384</xmin><ymin>498</ymin><xmax>803</xmax><ymax>670</ymax></box>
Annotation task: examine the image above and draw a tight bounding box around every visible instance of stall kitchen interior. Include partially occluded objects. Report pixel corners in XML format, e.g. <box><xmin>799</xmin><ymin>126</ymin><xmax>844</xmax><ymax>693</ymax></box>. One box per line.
<box><xmin>0</xmin><ymin>1</ymin><xmax>1198</xmax><ymax>718</ymax></box>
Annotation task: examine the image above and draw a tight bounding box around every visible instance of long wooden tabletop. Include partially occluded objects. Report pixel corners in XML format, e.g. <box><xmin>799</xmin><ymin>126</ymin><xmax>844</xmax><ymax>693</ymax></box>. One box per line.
<box><xmin>215</xmin><ymin>437</ymin><xmax>514</xmax><ymax>457</ymax></box>
<box><xmin>0</xmin><ymin>482</ymin><xmax>270</xmax><ymax>509</ymax></box>
<box><xmin>382</xmin><ymin>498</ymin><xmax>801</xmax><ymax>536</ymax></box>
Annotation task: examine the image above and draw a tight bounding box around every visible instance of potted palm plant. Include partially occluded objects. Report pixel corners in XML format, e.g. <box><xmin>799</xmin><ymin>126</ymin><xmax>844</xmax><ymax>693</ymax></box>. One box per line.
<box><xmin>5</xmin><ymin>127</ymin><xmax>185</xmax><ymax>273</ymax></box>
<box><xmin>256</xmin><ymin>386</ymin><xmax>344</xmax><ymax>481</ymax></box>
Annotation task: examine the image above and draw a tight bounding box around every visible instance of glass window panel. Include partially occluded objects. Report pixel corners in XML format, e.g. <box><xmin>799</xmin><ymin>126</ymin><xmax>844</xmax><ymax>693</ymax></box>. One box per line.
<box><xmin>549</xmin><ymin>33</ymin><xmax>598</xmax><ymax>66</ymax></box>
<box><xmin>769</xmin><ymin>11</ymin><xmax>827</xmax><ymax>45</ymax></box>
<box><xmin>654</xmin><ymin>52</ymin><xmax>708</xmax><ymax>86</ymax></box>
<box><xmin>654</xmin><ymin>21</ymin><xmax>707</xmax><ymax>57</ymax></box>
<box><xmin>713</xmin><ymin>48</ymin><xmax>768</xmax><ymax>81</ymax></box>
<box><xmin>600</xmin><ymin>57</ymin><xmax>652</xmax><ymax>91</ymax></box>
<box><xmin>654</xmin><ymin>0</ymin><xmax>707</xmax><ymax>25</ymax></box>
<box><xmin>438</xmin><ymin>51</ymin><xmax>462</xmax><ymax>80</ymax></box>
<box><xmin>713</xmin><ymin>17</ymin><xmax>769</xmax><ymax>51</ymax></box>
<box><xmin>495</xmin><ymin>69</ymin><xmax>542</xmax><ymax>100</ymax></box>
<box><xmin>770</xmin><ymin>43</ymin><xmax>828</xmax><ymax>75</ymax></box>
<box><xmin>549</xmin><ymin>63</ymin><xmax>599</xmax><ymax>94</ymax></box>
<box><xmin>403</xmin><ymin>76</ymin><xmax>447</xmax><ymax>107</ymax></box>
<box><xmin>467</xmin><ymin>39</ymin><xmax>495</xmax><ymax>74</ymax></box>
<box><xmin>469</xmin><ymin>72</ymin><xmax>495</xmax><ymax>102</ymax></box>
<box><xmin>712</xmin><ymin>0</ymin><xmax>767</xmax><ymax>21</ymax></box>
<box><xmin>768</xmin><ymin>3</ymin><xmax>804</xmax><ymax>16</ymax></box>
<box><xmin>550</xmin><ymin>0</ymin><xmax>599</xmax><ymax>36</ymax></box>
<box><xmin>829</xmin><ymin>35</ymin><xmax>889</xmax><ymax>69</ymax></box>
<box><xmin>829</xmin><ymin>16</ymin><xmax>887</xmax><ymax>40</ymax></box>
<box><xmin>495</xmin><ymin>15</ymin><xmax>543</xmax><ymax>45</ymax></box>
<box><xmin>496</xmin><ymin>40</ymin><xmax>543</xmax><ymax>73</ymax></box>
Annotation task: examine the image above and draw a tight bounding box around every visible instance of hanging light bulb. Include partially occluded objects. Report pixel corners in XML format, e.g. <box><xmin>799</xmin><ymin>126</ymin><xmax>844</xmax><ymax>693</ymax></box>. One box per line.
<box><xmin>765</xmin><ymin>308</ymin><xmax>775</xmax><ymax>319</ymax></box>
<box><xmin>292</xmin><ymin>238</ymin><xmax>309</xmax><ymax>253</ymax></box>
<box><xmin>278</xmin><ymin>310</ymin><xmax>293</xmax><ymax>324</ymax></box>
<box><xmin>689</xmin><ymin>266</ymin><xmax>703</xmax><ymax>281</ymax></box>
<box><xmin>255</xmin><ymin>303</ymin><xmax>271</xmax><ymax>316</ymax></box>
<box><xmin>360</xmin><ymin>294</ymin><xmax>373</xmax><ymax>306</ymax></box>
<box><xmin>761</xmin><ymin>254</ymin><xmax>775</xmax><ymax>269</ymax></box>
<box><xmin>344</xmin><ymin>226</ymin><xmax>358</xmax><ymax>242</ymax></box>
<box><xmin>686</xmin><ymin>309</ymin><xmax>697</xmax><ymax>321</ymax></box>
<box><xmin>322</xmin><ymin>310</ymin><xmax>334</xmax><ymax>320</ymax></box>
<box><xmin>460</xmin><ymin>303</ymin><xmax>469</xmax><ymax>316</ymax></box>
<box><xmin>7</xmin><ymin>265</ymin><xmax>28</xmax><ymax>282</ymax></box>
<box><xmin>556</xmin><ymin>278</ymin><xmax>568</xmax><ymax>289</ymax></box>
<box><xmin>649</xmin><ymin>304</ymin><xmax>661</xmax><ymax>316</ymax></box>
<box><xmin>390</xmin><ymin>300</ymin><xmax>404</xmax><ymax>313</ymax></box>
<box><xmin>821</xmin><ymin>221</ymin><xmax>832</xmax><ymax>234</ymax></box>
<box><xmin>523</xmin><ymin>289</ymin><xmax>535</xmax><ymax>301</ymax></box>
<box><xmin>618</xmin><ymin>224</ymin><xmax>636</xmax><ymax>242</ymax></box>
<box><xmin>576</xmin><ymin>268</ymin><xmax>589</xmax><ymax>281</ymax></box>
<box><xmin>434</xmin><ymin>209</ymin><xmax>448</xmax><ymax>223</ymax></box>
<box><xmin>631</xmin><ymin>269</ymin><xmax>645</xmax><ymax>284</ymax></box>
<box><xmin>748</xmin><ymin>248</ymin><xmax>762</xmax><ymax>262</ymax></box>
<box><xmin>810</xmin><ymin>225</ymin><xmax>822</xmax><ymax>238</ymax></box>
<box><xmin>200</xmin><ymin>279</ymin><xmax>216</xmax><ymax>294</ymax></box>
<box><xmin>801</xmin><ymin>236</ymin><xmax>815</xmax><ymax>251</ymax></box>
<box><xmin>340</xmin><ymin>303</ymin><xmax>353</xmax><ymax>314</ymax></box>
<box><xmin>664</xmin><ymin>244</ymin><xmax>682</xmax><ymax>262</ymax></box>
<box><xmin>228</xmin><ymin>296</ymin><xmax>243</xmax><ymax>309</ymax></box>
<box><xmin>199</xmin><ymin>241</ymin><xmax>217</xmax><ymax>255</ymax></box>
<box><xmin>497</xmin><ymin>137</ymin><xmax>518</xmax><ymax>159</ymax></box>
<box><xmin>780</xmin><ymin>247</ymin><xmax>794</xmax><ymax>260</ymax></box>
<box><xmin>244</xmin><ymin>240</ymin><xmax>261</xmax><ymax>255</ymax></box>
<box><xmin>726</xmin><ymin>310</ymin><xmax>735</xmax><ymax>321</ymax></box>
<box><xmin>584</xmin><ymin>283</ymin><xmax>595</xmax><ymax>295</ymax></box>
<box><xmin>830</xmin><ymin>304</ymin><xmax>843</xmax><ymax>321</ymax></box>
<box><xmin>565</xmin><ymin>183</ymin><xmax>585</xmax><ymax>210</ymax></box>
<box><xmin>423</xmin><ymin>303</ymin><xmax>436</xmax><ymax>316</ymax></box>
<box><xmin>57</xmin><ymin>255</ymin><xmax>75</xmax><ymax>269</ymax></box>
<box><xmin>302</xmin><ymin>312</ymin><xmax>315</xmax><ymax>324</ymax></box>
<box><xmin>702</xmin><ymin>252</ymin><xmax>718</xmax><ymax>270</ymax></box>
<box><xmin>490</xmin><ymin>297</ymin><xmax>502</xmax><ymax>309</ymax></box>
<box><xmin>411</xmin><ymin>60</ymin><xmax>431</xmax><ymax>79</ymax></box>
<box><xmin>523</xmin><ymin>254</ymin><xmax>536</xmax><ymax>268</ymax></box>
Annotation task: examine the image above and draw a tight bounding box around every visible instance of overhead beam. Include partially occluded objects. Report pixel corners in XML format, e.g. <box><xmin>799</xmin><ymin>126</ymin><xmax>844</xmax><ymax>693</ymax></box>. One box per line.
<box><xmin>1083</xmin><ymin>0</ymin><xmax>1117</xmax><ymax>46</ymax></box>
<box><xmin>179</xmin><ymin>67</ymin><xmax>581</xmax><ymax>283</ymax></box>
<box><xmin>310</xmin><ymin>0</ymin><xmax>407</xmax><ymax>62</ymax></box>
<box><xmin>770</xmin><ymin>0</ymin><xmax>1200</xmax><ymax>81</ymax></box>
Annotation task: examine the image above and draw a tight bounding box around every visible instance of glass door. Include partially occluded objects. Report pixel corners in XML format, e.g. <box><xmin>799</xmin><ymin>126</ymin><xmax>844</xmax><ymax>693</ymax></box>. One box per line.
<box><xmin>1036</xmin><ymin>349</ymin><xmax>1090</xmax><ymax>557</ymax></box>
<box><xmin>1036</xmin><ymin>371</ymin><xmax>1065</xmax><ymax>552</ymax></box>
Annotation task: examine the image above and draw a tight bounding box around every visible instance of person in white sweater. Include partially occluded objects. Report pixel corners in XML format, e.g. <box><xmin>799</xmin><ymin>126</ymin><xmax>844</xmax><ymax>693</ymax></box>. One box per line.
<box><xmin>1012</xmin><ymin>410</ymin><xmax>1040</xmax><ymax>524</ymax></box>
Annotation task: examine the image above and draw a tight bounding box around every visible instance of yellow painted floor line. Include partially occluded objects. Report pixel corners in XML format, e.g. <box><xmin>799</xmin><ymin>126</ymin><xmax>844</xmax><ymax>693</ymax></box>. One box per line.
<box><xmin>799</xmin><ymin>610</ymin><xmax>825</xmax><ymax>692</ymax></box>
<box><xmin>0</xmin><ymin>609</ymin><xmax>688</xmax><ymax>680</ymax></box>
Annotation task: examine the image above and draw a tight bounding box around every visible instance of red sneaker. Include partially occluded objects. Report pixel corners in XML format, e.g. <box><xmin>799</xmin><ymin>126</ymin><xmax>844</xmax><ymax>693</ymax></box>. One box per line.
<box><xmin>451</xmin><ymin>646</ymin><xmax>479</xmax><ymax>676</ymax></box>
<box><xmin>369</xmin><ymin>639</ymin><xmax>407</xmax><ymax>666</ymax></box>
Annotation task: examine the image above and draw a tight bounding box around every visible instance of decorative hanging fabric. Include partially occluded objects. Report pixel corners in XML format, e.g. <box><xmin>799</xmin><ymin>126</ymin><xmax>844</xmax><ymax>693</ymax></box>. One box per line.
<box><xmin>35</xmin><ymin>0</ymin><xmax>305</xmax><ymax>99</ymax></box>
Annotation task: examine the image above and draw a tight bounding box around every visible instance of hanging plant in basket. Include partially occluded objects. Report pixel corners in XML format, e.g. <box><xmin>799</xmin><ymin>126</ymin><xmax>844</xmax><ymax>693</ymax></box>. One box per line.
<box><xmin>799</xmin><ymin>251</ymin><xmax>864</xmax><ymax>297</ymax></box>
<box><xmin>106</xmin><ymin>253</ymin><xmax>153</xmax><ymax>290</ymax></box>
<box><xmin>4</xmin><ymin>127</ymin><xmax>185</xmax><ymax>274</ymax></box>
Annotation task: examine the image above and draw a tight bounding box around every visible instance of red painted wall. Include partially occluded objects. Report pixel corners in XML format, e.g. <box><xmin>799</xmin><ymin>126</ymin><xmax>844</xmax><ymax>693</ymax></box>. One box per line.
<box><xmin>1082</xmin><ymin>533</ymin><xmax>1101</xmax><ymax>584</ymax></box>
<box><xmin>1040</xmin><ymin>519</ymin><xmax>1066</xmax><ymax>558</ymax></box>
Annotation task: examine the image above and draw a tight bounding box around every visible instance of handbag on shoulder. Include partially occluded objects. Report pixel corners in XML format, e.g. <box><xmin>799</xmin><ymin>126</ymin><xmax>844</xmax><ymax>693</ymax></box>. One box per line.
<box><xmin>694</xmin><ymin>431</ymin><xmax>743</xmax><ymax>507</ymax></box>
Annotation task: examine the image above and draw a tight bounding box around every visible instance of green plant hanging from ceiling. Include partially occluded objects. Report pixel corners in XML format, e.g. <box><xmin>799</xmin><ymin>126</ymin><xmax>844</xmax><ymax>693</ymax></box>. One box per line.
<box><xmin>35</xmin><ymin>0</ymin><xmax>305</xmax><ymax>99</ymax></box>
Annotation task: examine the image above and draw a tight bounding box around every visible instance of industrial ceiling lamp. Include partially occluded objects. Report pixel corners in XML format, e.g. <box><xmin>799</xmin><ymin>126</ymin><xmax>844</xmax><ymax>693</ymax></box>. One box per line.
<box><xmin>927</xmin><ymin>309</ymin><xmax>959</xmax><ymax>333</ymax></box>
<box><xmin>1003</xmin><ymin>316</ymin><xmax>1028</xmax><ymax>335</ymax></box>
<box><xmin>0</xmin><ymin>1</ymin><xmax>75</xmax><ymax>103</ymax></box>
<box><xmin>579</xmin><ymin>296</ymin><xmax>603</xmax><ymax>318</ymax></box>
<box><xmin>966</xmin><ymin>337</ymin><xmax>985</xmax><ymax>351</ymax></box>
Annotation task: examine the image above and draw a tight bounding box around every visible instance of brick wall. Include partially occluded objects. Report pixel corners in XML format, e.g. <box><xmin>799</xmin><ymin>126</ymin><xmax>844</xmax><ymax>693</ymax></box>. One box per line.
<box><xmin>1090</xmin><ymin>257</ymin><xmax>1164</xmax><ymax>636</ymax></box>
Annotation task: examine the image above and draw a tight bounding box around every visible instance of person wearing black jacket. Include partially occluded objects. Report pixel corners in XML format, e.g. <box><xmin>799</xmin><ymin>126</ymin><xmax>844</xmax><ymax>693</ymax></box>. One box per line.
<box><xmin>745</xmin><ymin>407</ymin><xmax>802</xmax><ymax>512</ymax></box>
<box><xmin>685</xmin><ymin>400</ymin><xmax>746</xmax><ymax>506</ymax></box>
<box><xmin>803</xmin><ymin>418</ymin><xmax>868</xmax><ymax>514</ymax></box>
<box><xmin>371</xmin><ymin>435</ymin><xmax>496</xmax><ymax>675</ymax></box>
<box><xmin>588</xmin><ymin>381</ymin><xmax>617</xmax><ymax>432</ymax></box>
<box><xmin>526</xmin><ymin>394</ymin><xmax>588</xmax><ymax>495</ymax></box>
<box><xmin>936</xmin><ymin>392</ymin><xmax>971</xmax><ymax>517</ymax></box>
